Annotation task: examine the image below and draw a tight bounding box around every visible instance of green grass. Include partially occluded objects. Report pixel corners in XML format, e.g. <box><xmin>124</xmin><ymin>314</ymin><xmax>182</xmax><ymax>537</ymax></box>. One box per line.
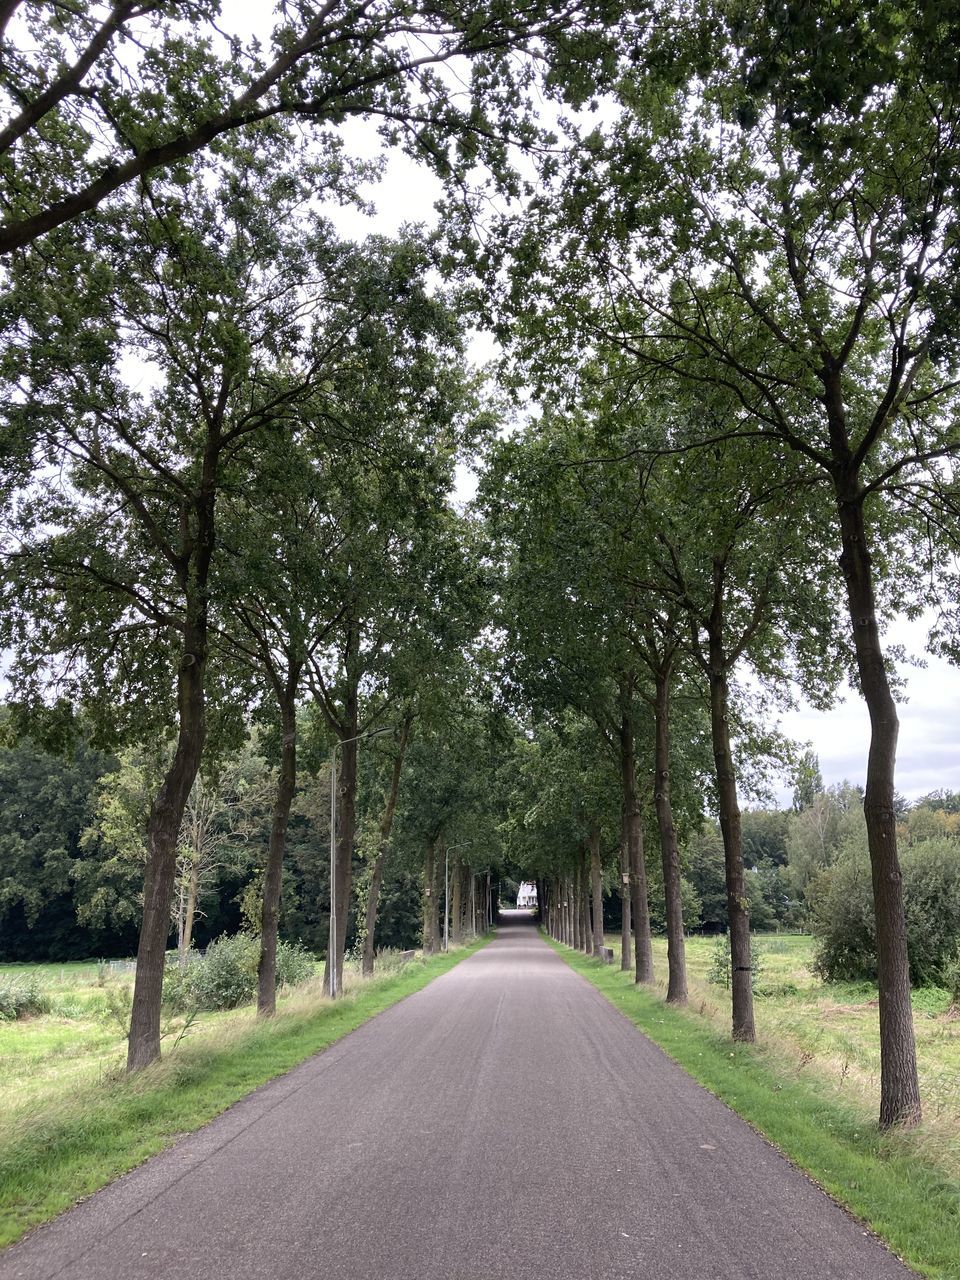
<box><xmin>554</xmin><ymin>936</ymin><xmax>960</xmax><ymax>1280</ymax></box>
<box><xmin>0</xmin><ymin>940</ymin><xmax>488</xmax><ymax>1249</ymax></box>
<box><xmin>651</xmin><ymin>934</ymin><xmax>960</xmax><ymax>1129</ymax></box>
<box><xmin>0</xmin><ymin>961</ymin><xmax>111</xmax><ymax>984</ymax></box>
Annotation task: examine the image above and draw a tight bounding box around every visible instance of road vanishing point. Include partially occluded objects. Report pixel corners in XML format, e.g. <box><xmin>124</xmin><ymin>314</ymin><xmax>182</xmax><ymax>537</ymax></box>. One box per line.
<box><xmin>0</xmin><ymin>913</ymin><xmax>914</xmax><ymax>1280</ymax></box>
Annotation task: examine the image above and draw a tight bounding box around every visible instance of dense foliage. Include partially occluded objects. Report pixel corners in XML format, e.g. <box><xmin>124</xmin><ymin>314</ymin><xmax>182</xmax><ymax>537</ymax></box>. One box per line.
<box><xmin>2</xmin><ymin>0</ymin><xmax>960</xmax><ymax>1125</ymax></box>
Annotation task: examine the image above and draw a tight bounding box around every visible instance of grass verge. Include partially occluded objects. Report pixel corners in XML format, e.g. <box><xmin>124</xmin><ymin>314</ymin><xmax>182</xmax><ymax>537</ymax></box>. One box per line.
<box><xmin>0</xmin><ymin>939</ymin><xmax>488</xmax><ymax>1249</ymax></box>
<box><xmin>550</xmin><ymin>938</ymin><xmax>960</xmax><ymax>1280</ymax></box>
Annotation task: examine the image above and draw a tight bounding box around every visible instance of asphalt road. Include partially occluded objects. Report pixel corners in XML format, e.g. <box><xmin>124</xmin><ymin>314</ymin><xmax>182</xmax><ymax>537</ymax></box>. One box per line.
<box><xmin>1</xmin><ymin>913</ymin><xmax>915</xmax><ymax>1280</ymax></box>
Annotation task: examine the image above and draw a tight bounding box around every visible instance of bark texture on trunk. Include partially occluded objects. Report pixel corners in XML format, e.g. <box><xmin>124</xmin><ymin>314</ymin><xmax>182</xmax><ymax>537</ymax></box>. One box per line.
<box><xmin>451</xmin><ymin>856</ymin><xmax>463</xmax><ymax>946</ymax></box>
<box><xmin>127</xmin><ymin>638</ymin><xmax>206</xmax><ymax>1072</ymax></box>
<box><xmin>835</xmin><ymin>480</ymin><xmax>920</xmax><ymax>1126</ymax></box>
<box><xmin>321</xmin><ymin>717</ymin><xmax>360</xmax><ymax>999</ymax></box>
<box><xmin>334</xmin><ymin>733</ymin><xmax>358</xmax><ymax>991</ymax></box>
<box><xmin>572</xmin><ymin>865</ymin><xmax>582</xmax><ymax>951</ymax></box>
<box><xmin>621</xmin><ymin>709</ymin><xmax>653</xmax><ymax>984</ymax></box>
<box><xmin>707</xmin><ymin>624</ymin><xmax>754</xmax><ymax>1043</ymax></box>
<box><xmin>361</xmin><ymin>718</ymin><xmax>411</xmax><ymax>977</ymax></box>
<box><xmin>422</xmin><ymin>839</ymin><xmax>438</xmax><ymax>954</ymax></box>
<box><xmin>580</xmin><ymin>851</ymin><xmax>592</xmax><ymax>952</ymax></box>
<box><xmin>630</xmin><ymin>822</ymin><xmax>652</xmax><ymax>986</ymax></box>
<box><xmin>589</xmin><ymin>825</ymin><xmax>604</xmax><ymax>955</ymax></box>
<box><xmin>654</xmin><ymin>663</ymin><xmax>688</xmax><ymax>1005</ymax></box>
<box><xmin>258</xmin><ymin>697</ymin><xmax>297</xmax><ymax>1016</ymax></box>
<box><xmin>179</xmin><ymin>865</ymin><xmax>198</xmax><ymax>966</ymax></box>
<box><xmin>619</xmin><ymin>840</ymin><xmax>632</xmax><ymax>971</ymax></box>
<box><xmin>127</xmin><ymin>433</ymin><xmax>218</xmax><ymax>1072</ymax></box>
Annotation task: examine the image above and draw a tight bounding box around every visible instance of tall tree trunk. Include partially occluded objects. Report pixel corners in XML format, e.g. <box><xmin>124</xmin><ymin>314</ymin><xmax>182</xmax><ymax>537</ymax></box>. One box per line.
<box><xmin>362</xmin><ymin>717</ymin><xmax>412</xmax><ymax>977</ymax></box>
<box><xmin>451</xmin><ymin>856</ymin><xmax>463</xmax><ymax>946</ymax></box>
<box><xmin>631</xmin><ymin>822</ymin><xmax>652</xmax><ymax>986</ymax></box>
<box><xmin>127</xmin><ymin>633</ymin><xmax>207</xmax><ymax>1072</ymax></box>
<box><xmin>322</xmin><ymin>722</ymin><xmax>359</xmax><ymax>997</ymax></box>
<box><xmin>707</xmin><ymin>626</ymin><xmax>754</xmax><ymax>1042</ymax></box>
<box><xmin>621</xmin><ymin>707</ymin><xmax>653</xmax><ymax>984</ymax></box>
<box><xmin>654</xmin><ymin>662</ymin><xmax>688</xmax><ymax>1005</ymax></box>
<box><xmin>423</xmin><ymin>839</ymin><xmax>438</xmax><ymax>954</ymax></box>
<box><xmin>589</xmin><ymin>824</ymin><xmax>604</xmax><ymax>955</ymax></box>
<box><xmin>580</xmin><ymin>850</ymin><xmax>592</xmax><ymax>952</ymax></box>
<box><xmin>182</xmin><ymin>864</ymin><xmax>198</xmax><ymax>959</ymax></box>
<box><xmin>835</xmin><ymin>479</ymin><xmax>920</xmax><ymax>1126</ymax></box>
<box><xmin>572</xmin><ymin>864</ymin><xmax>582</xmax><ymax>951</ymax></box>
<box><xmin>619</xmin><ymin>840</ymin><xmax>632</xmax><ymax>971</ymax></box>
<box><xmin>176</xmin><ymin>879</ymin><xmax>187</xmax><ymax>969</ymax></box>
<box><xmin>258</xmin><ymin>695</ymin><xmax>297</xmax><ymax>1016</ymax></box>
<box><xmin>127</xmin><ymin>434</ymin><xmax>218</xmax><ymax>1071</ymax></box>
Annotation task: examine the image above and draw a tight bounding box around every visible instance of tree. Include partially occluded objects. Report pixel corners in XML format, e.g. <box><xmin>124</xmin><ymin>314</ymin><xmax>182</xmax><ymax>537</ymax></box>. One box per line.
<box><xmin>482</xmin><ymin>417</ymin><xmax>661</xmax><ymax>980</ymax></box>
<box><xmin>741</xmin><ymin>810</ymin><xmax>790</xmax><ymax>870</ymax></box>
<box><xmin>498</xmin><ymin>709</ymin><xmax>619</xmax><ymax>956</ymax></box>
<box><xmin>2</xmin><ymin>149</ymin><xmax>345</xmax><ymax>1068</ymax></box>
<box><xmin>792</xmin><ymin>749</ymin><xmax>825</xmax><ymax>814</ymax></box>
<box><xmin>356</xmin><ymin>711</ymin><xmax>415</xmax><ymax>976</ymax></box>
<box><xmin>0</xmin><ymin>0</ymin><xmax>631</xmax><ymax>254</ymax></box>
<box><xmin>0</xmin><ymin>715</ymin><xmax>126</xmax><ymax>960</ymax></box>
<box><xmin>285</xmin><ymin>245</ymin><xmax>490</xmax><ymax>993</ymax></box>
<box><xmin>78</xmin><ymin>738</ymin><xmax>272</xmax><ymax>962</ymax></box>
<box><xmin>388</xmin><ymin>697</ymin><xmax>509</xmax><ymax>951</ymax></box>
<box><xmin>491</xmin><ymin>0</ymin><xmax>960</xmax><ymax>1124</ymax></box>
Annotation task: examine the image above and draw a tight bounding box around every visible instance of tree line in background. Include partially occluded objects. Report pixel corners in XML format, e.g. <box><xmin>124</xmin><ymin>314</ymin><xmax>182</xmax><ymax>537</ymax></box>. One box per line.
<box><xmin>3</xmin><ymin>1</ymin><xmax>960</xmax><ymax>1129</ymax></box>
<box><xmin>0</xmin><ymin>708</ymin><xmax>501</xmax><ymax>969</ymax></box>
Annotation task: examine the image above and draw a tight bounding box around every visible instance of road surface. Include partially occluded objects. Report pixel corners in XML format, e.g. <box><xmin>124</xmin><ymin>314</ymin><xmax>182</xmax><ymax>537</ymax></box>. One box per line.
<box><xmin>0</xmin><ymin>913</ymin><xmax>915</xmax><ymax>1279</ymax></box>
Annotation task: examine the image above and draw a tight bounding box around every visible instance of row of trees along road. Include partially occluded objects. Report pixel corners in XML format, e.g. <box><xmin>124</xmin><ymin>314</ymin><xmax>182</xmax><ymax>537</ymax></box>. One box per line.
<box><xmin>0</xmin><ymin>133</ymin><xmax>495</xmax><ymax>1068</ymax></box>
<box><xmin>457</xmin><ymin>2</ymin><xmax>960</xmax><ymax>1130</ymax></box>
<box><xmin>0</xmin><ymin>0</ymin><xmax>640</xmax><ymax>1074</ymax></box>
<box><xmin>4</xmin><ymin>1</ymin><xmax>960</xmax><ymax>1129</ymax></box>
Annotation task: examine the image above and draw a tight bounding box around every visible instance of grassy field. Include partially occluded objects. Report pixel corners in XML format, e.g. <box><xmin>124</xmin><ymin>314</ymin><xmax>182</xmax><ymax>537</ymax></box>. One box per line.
<box><xmin>558</xmin><ymin>932</ymin><xmax>960</xmax><ymax>1279</ymax></box>
<box><xmin>0</xmin><ymin>941</ymin><xmax>488</xmax><ymax>1248</ymax></box>
<box><xmin>634</xmin><ymin>933</ymin><xmax>960</xmax><ymax>1143</ymax></box>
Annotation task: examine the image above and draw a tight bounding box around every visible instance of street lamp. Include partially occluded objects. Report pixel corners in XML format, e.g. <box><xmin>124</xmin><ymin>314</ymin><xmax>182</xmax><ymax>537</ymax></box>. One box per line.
<box><xmin>328</xmin><ymin>725</ymin><xmax>394</xmax><ymax>998</ymax></box>
<box><xmin>442</xmin><ymin>842</ymin><xmax>473</xmax><ymax>952</ymax></box>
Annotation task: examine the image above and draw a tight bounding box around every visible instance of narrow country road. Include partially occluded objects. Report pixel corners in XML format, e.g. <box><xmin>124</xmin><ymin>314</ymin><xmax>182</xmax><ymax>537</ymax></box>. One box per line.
<box><xmin>1</xmin><ymin>914</ymin><xmax>914</xmax><ymax>1280</ymax></box>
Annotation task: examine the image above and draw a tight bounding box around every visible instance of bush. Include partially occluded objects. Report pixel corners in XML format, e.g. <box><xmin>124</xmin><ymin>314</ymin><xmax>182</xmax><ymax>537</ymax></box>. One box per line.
<box><xmin>185</xmin><ymin>933</ymin><xmax>259</xmax><ymax>1011</ymax></box>
<box><xmin>162</xmin><ymin>934</ymin><xmax>316</xmax><ymax>1014</ymax></box>
<box><xmin>100</xmin><ymin>982</ymin><xmax>133</xmax><ymax>1034</ymax></box>
<box><xmin>275</xmin><ymin>939</ymin><xmax>315</xmax><ymax>989</ymax></box>
<box><xmin>810</xmin><ymin>838</ymin><xmax>960</xmax><ymax>985</ymax></box>
<box><xmin>0</xmin><ymin>974</ymin><xmax>51</xmax><ymax>1020</ymax></box>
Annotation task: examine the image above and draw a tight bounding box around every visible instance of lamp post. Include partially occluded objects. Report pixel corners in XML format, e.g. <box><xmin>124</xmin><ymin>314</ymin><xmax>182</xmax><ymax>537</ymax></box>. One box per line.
<box><xmin>442</xmin><ymin>842</ymin><xmax>473</xmax><ymax>952</ymax></box>
<box><xmin>328</xmin><ymin>725</ymin><xmax>394</xmax><ymax>999</ymax></box>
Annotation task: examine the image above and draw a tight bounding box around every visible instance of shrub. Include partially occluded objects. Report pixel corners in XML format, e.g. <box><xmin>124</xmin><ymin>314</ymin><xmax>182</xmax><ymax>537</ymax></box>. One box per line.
<box><xmin>810</xmin><ymin>838</ymin><xmax>960</xmax><ymax>985</ymax></box>
<box><xmin>161</xmin><ymin>961</ymin><xmax>197</xmax><ymax>1015</ymax></box>
<box><xmin>0</xmin><ymin>974</ymin><xmax>51</xmax><ymax>1020</ymax></box>
<box><xmin>186</xmin><ymin>933</ymin><xmax>259</xmax><ymax>1011</ymax></box>
<box><xmin>161</xmin><ymin>934</ymin><xmax>315</xmax><ymax>1014</ymax></box>
<box><xmin>100</xmin><ymin>983</ymin><xmax>133</xmax><ymax>1034</ymax></box>
<box><xmin>275</xmin><ymin>939</ymin><xmax>315</xmax><ymax>989</ymax></box>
